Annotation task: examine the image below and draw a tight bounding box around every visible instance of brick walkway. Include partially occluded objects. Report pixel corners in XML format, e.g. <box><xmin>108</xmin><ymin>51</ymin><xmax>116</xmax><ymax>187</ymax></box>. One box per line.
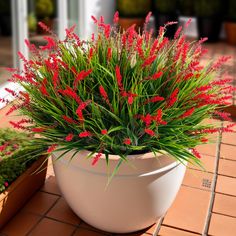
<box><xmin>0</xmin><ymin>42</ymin><xmax>236</xmax><ymax>236</ymax></box>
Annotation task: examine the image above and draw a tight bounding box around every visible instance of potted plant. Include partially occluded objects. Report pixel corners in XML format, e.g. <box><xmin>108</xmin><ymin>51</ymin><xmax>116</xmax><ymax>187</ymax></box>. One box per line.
<box><xmin>225</xmin><ymin>0</ymin><xmax>236</xmax><ymax>45</ymax></box>
<box><xmin>194</xmin><ymin>0</ymin><xmax>223</xmax><ymax>42</ymax></box>
<box><xmin>153</xmin><ymin>0</ymin><xmax>178</xmax><ymax>38</ymax></box>
<box><xmin>35</xmin><ymin>0</ymin><xmax>54</xmax><ymax>34</ymax></box>
<box><xmin>117</xmin><ymin>0</ymin><xmax>152</xmax><ymax>30</ymax></box>
<box><xmin>3</xmin><ymin>13</ymin><xmax>234</xmax><ymax>233</ymax></box>
<box><xmin>0</xmin><ymin>129</ymin><xmax>48</xmax><ymax>228</ymax></box>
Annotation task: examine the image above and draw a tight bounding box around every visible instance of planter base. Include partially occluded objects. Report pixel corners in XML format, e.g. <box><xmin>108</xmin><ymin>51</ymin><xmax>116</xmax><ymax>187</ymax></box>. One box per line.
<box><xmin>53</xmin><ymin>150</ymin><xmax>186</xmax><ymax>233</ymax></box>
<box><xmin>0</xmin><ymin>156</ymin><xmax>48</xmax><ymax>228</ymax></box>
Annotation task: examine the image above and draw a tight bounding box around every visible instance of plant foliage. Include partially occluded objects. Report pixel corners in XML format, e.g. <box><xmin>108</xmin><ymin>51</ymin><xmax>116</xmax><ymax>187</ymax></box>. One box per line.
<box><xmin>3</xmin><ymin>13</ymin><xmax>235</xmax><ymax>171</ymax></box>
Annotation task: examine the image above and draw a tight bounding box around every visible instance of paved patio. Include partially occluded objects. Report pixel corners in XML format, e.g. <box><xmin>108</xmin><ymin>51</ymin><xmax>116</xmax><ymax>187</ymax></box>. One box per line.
<box><xmin>0</xmin><ymin>42</ymin><xmax>236</xmax><ymax>235</ymax></box>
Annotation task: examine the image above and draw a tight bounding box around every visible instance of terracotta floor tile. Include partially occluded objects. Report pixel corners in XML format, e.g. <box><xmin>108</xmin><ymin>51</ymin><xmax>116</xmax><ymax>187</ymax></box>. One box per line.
<box><xmin>29</xmin><ymin>218</ymin><xmax>76</xmax><ymax>236</ymax></box>
<box><xmin>74</xmin><ymin>228</ymin><xmax>108</xmax><ymax>236</ymax></box>
<box><xmin>218</xmin><ymin>159</ymin><xmax>236</xmax><ymax>178</ymax></box>
<box><xmin>158</xmin><ymin>226</ymin><xmax>199</xmax><ymax>236</ymax></box>
<box><xmin>208</xmin><ymin>213</ymin><xmax>236</xmax><ymax>236</ymax></box>
<box><xmin>188</xmin><ymin>154</ymin><xmax>216</xmax><ymax>173</ymax></box>
<box><xmin>221</xmin><ymin>131</ymin><xmax>236</xmax><ymax>146</ymax></box>
<box><xmin>216</xmin><ymin>175</ymin><xmax>236</xmax><ymax>196</ymax></box>
<box><xmin>0</xmin><ymin>210</ymin><xmax>41</xmax><ymax>236</ymax></box>
<box><xmin>213</xmin><ymin>193</ymin><xmax>236</xmax><ymax>217</ymax></box>
<box><xmin>163</xmin><ymin>186</ymin><xmax>211</xmax><ymax>234</ymax></box>
<box><xmin>183</xmin><ymin>169</ymin><xmax>214</xmax><ymax>191</ymax></box>
<box><xmin>195</xmin><ymin>143</ymin><xmax>217</xmax><ymax>157</ymax></box>
<box><xmin>80</xmin><ymin>222</ymin><xmax>112</xmax><ymax>235</ymax></box>
<box><xmin>41</xmin><ymin>175</ymin><xmax>61</xmax><ymax>195</ymax></box>
<box><xmin>220</xmin><ymin>144</ymin><xmax>236</xmax><ymax>161</ymax></box>
<box><xmin>22</xmin><ymin>191</ymin><xmax>59</xmax><ymax>215</ymax></box>
<box><xmin>47</xmin><ymin>197</ymin><xmax>81</xmax><ymax>225</ymax></box>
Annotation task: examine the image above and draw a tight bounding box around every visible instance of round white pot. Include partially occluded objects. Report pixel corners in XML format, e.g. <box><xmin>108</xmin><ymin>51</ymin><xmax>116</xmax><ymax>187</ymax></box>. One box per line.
<box><xmin>52</xmin><ymin>150</ymin><xmax>186</xmax><ymax>233</ymax></box>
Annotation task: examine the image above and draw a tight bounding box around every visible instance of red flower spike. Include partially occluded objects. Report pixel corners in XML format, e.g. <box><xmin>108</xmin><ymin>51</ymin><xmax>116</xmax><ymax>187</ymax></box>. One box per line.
<box><xmin>99</xmin><ymin>85</ymin><xmax>108</xmax><ymax>100</ymax></box>
<box><xmin>113</xmin><ymin>11</ymin><xmax>119</xmax><ymax>24</ymax></box>
<box><xmin>0</xmin><ymin>143</ymin><xmax>9</xmax><ymax>152</ymax></box>
<box><xmin>74</xmin><ymin>69</ymin><xmax>92</xmax><ymax>88</ymax></box>
<box><xmin>128</xmin><ymin>96</ymin><xmax>134</xmax><ymax>105</ymax></box>
<box><xmin>123</xmin><ymin>138</ymin><xmax>131</xmax><ymax>145</ymax></box>
<box><xmin>145</xmin><ymin>12</ymin><xmax>152</xmax><ymax>24</ymax></box>
<box><xmin>101</xmin><ymin>129</ymin><xmax>108</xmax><ymax>135</ymax></box>
<box><xmin>65</xmin><ymin>133</ymin><xmax>74</xmax><ymax>142</ymax></box>
<box><xmin>144</xmin><ymin>128</ymin><xmax>155</xmax><ymax>136</ymax></box>
<box><xmin>144</xmin><ymin>96</ymin><xmax>165</xmax><ymax>104</ymax></box>
<box><xmin>107</xmin><ymin>48</ymin><xmax>112</xmax><ymax>61</ymax></box>
<box><xmin>185</xmin><ymin>18</ymin><xmax>192</xmax><ymax>28</ymax></box>
<box><xmin>47</xmin><ymin>144</ymin><xmax>58</xmax><ymax>153</ymax></box>
<box><xmin>52</xmin><ymin>71</ymin><xmax>59</xmax><ymax>88</ymax></box>
<box><xmin>4</xmin><ymin>182</ymin><xmax>9</xmax><ymax>187</ymax></box>
<box><xmin>89</xmin><ymin>48</ymin><xmax>93</xmax><ymax>60</ymax></box>
<box><xmin>201</xmin><ymin>138</ymin><xmax>208</xmax><ymax>143</ymax></box>
<box><xmin>191</xmin><ymin>148</ymin><xmax>201</xmax><ymax>159</ymax></box>
<box><xmin>40</xmin><ymin>78</ymin><xmax>48</xmax><ymax>96</ymax></box>
<box><xmin>92</xmin><ymin>152</ymin><xmax>103</xmax><ymax>166</ymax></box>
<box><xmin>214</xmin><ymin>111</ymin><xmax>232</xmax><ymax>121</ymax></box>
<box><xmin>174</xmin><ymin>26</ymin><xmax>183</xmax><ymax>39</ymax></box>
<box><xmin>115</xmin><ymin>65</ymin><xmax>123</xmax><ymax>88</ymax></box>
<box><xmin>167</xmin><ymin>88</ymin><xmax>179</xmax><ymax>107</ymax></box>
<box><xmin>9</xmin><ymin>121</ymin><xmax>28</xmax><ymax>130</ymax></box>
<box><xmin>79</xmin><ymin>131</ymin><xmax>92</xmax><ymax>138</ymax></box>
<box><xmin>62</xmin><ymin>115</ymin><xmax>77</xmax><ymax>124</ymax></box>
<box><xmin>32</xmin><ymin>127</ymin><xmax>45</xmax><ymax>133</ymax></box>
<box><xmin>184</xmin><ymin>73</ymin><xmax>193</xmax><ymax>80</ymax></box>
<box><xmin>180</xmin><ymin>108</ymin><xmax>195</xmax><ymax>119</ymax></box>
<box><xmin>58</xmin><ymin>86</ymin><xmax>81</xmax><ymax>104</ymax></box>
<box><xmin>142</xmin><ymin>55</ymin><xmax>157</xmax><ymax>68</ymax></box>
<box><xmin>91</xmin><ymin>15</ymin><xmax>98</xmax><ymax>24</ymax></box>
<box><xmin>40</xmin><ymin>37</ymin><xmax>56</xmax><ymax>50</ymax></box>
<box><xmin>140</xmin><ymin>114</ymin><xmax>152</xmax><ymax>127</ymax></box>
<box><xmin>152</xmin><ymin>71</ymin><xmax>163</xmax><ymax>80</ymax></box>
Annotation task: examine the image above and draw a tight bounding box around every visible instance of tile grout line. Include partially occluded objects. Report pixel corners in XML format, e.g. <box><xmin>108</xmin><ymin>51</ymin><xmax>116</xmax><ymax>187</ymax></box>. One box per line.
<box><xmin>25</xmin><ymin>196</ymin><xmax>61</xmax><ymax>236</ymax></box>
<box><xmin>202</xmin><ymin>126</ymin><xmax>223</xmax><ymax>236</ymax></box>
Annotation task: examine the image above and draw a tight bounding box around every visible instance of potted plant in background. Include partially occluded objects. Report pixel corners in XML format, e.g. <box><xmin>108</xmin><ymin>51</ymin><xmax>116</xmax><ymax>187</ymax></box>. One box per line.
<box><xmin>36</xmin><ymin>0</ymin><xmax>54</xmax><ymax>34</ymax></box>
<box><xmin>28</xmin><ymin>12</ymin><xmax>37</xmax><ymax>35</ymax></box>
<box><xmin>0</xmin><ymin>128</ymin><xmax>48</xmax><ymax>228</ymax></box>
<box><xmin>194</xmin><ymin>0</ymin><xmax>223</xmax><ymax>42</ymax></box>
<box><xmin>153</xmin><ymin>0</ymin><xmax>178</xmax><ymax>38</ymax></box>
<box><xmin>117</xmin><ymin>0</ymin><xmax>151</xmax><ymax>30</ymax></box>
<box><xmin>3</xmin><ymin>13</ymin><xmax>235</xmax><ymax>233</ymax></box>
<box><xmin>225</xmin><ymin>0</ymin><xmax>236</xmax><ymax>45</ymax></box>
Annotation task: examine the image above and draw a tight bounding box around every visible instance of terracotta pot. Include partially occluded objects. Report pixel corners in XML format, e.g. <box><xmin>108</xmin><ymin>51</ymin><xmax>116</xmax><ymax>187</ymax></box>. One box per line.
<box><xmin>0</xmin><ymin>156</ymin><xmax>48</xmax><ymax>228</ymax></box>
<box><xmin>119</xmin><ymin>17</ymin><xmax>145</xmax><ymax>31</ymax></box>
<box><xmin>52</xmin><ymin>150</ymin><xmax>186</xmax><ymax>233</ymax></box>
<box><xmin>225</xmin><ymin>22</ymin><xmax>236</xmax><ymax>45</ymax></box>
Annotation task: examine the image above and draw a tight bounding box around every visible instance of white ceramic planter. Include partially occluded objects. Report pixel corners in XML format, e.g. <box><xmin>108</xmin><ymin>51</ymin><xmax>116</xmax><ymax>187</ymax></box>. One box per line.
<box><xmin>52</xmin><ymin>150</ymin><xmax>186</xmax><ymax>233</ymax></box>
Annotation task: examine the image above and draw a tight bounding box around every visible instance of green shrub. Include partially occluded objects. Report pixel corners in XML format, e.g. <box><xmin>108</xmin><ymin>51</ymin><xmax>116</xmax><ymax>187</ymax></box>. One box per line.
<box><xmin>117</xmin><ymin>0</ymin><xmax>151</xmax><ymax>17</ymax></box>
<box><xmin>0</xmin><ymin>129</ymin><xmax>47</xmax><ymax>193</ymax></box>
<box><xmin>36</xmin><ymin>0</ymin><xmax>54</xmax><ymax>18</ymax></box>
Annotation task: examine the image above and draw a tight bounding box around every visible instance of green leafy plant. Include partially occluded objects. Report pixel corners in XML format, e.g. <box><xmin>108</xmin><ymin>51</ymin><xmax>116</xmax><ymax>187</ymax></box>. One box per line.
<box><xmin>154</xmin><ymin>0</ymin><xmax>178</xmax><ymax>14</ymax></box>
<box><xmin>4</xmin><ymin>12</ymin><xmax>234</xmax><ymax>174</ymax></box>
<box><xmin>194</xmin><ymin>0</ymin><xmax>222</xmax><ymax>17</ymax></box>
<box><xmin>117</xmin><ymin>0</ymin><xmax>151</xmax><ymax>17</ymax></box>
<box><xmin>0</xmin><ymin>129</ymin><xmax>47</xmax><ymax>193</ymax></box>
<box><xmin>36</xmin><ymin>0</ymin><xmax>54</xmax><ymax>18</ymax></box>
<box><xmin>226</xmin><ymin>0</ymin><xmax>236</xmax><ymax>22</ymax></box>
<box><xmin>28</xmin><ymin>12</ymin><xmax>37</xmax><ymax>33</ymax></box>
